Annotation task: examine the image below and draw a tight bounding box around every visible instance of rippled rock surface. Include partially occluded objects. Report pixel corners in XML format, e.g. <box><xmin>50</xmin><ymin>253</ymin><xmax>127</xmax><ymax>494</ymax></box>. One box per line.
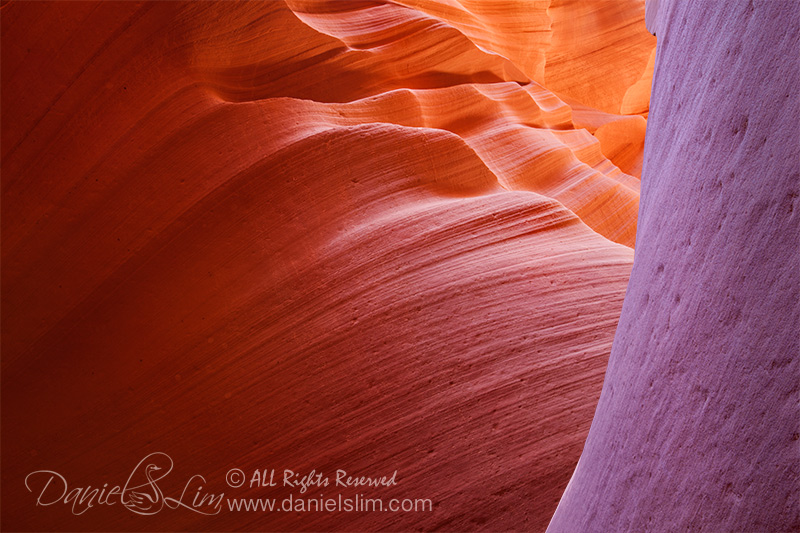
<box><xmin>2</xmin><ymin>1</ymin><xmax>655</xmax><ymax>530</ymax></box>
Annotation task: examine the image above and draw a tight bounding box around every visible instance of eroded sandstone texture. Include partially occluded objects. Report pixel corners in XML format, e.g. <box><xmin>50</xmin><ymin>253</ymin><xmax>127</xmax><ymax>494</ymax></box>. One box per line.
<box><xmin>548</xmin><ymin>1</ymin><xmax>799</xmax><ymax>531</ymax></box>
<box><xmin>2</xmin><ymin>1</ymin><xmax>657</xmax><ymax>531</ymax></box>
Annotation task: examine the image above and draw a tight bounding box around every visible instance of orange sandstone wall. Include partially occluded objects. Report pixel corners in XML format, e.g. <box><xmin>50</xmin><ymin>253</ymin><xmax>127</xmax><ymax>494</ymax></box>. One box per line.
<box><xmin>1</xmin><ymin>1</ymin><xmax>654</xmax><ymax>531</ymax></box>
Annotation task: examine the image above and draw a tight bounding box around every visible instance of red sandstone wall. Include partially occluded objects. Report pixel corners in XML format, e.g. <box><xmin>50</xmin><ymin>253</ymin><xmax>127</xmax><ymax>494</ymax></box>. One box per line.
<box><xmin>2</xmin><ymin>1</ymin><xmax>654</xmax><ymax>530</ymax></box>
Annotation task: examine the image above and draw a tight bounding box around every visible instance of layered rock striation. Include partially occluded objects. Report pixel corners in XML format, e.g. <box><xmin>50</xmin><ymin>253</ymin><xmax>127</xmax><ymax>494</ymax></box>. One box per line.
<box><xmin>2</xmin><ymin>1</ymin><xmax>655</xmax><ymax>531</ymax></box>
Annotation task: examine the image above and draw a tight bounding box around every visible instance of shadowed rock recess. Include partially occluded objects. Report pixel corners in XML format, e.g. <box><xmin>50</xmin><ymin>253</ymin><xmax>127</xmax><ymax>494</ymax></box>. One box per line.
<box><xmin>548</xmin><ymin>1</ymin><xmax>799</xmax><ymax>532</ymax></box>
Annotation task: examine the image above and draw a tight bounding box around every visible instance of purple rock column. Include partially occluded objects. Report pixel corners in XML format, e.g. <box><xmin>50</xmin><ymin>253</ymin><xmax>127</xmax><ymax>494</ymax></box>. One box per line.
<box><xmin>547</xmin><ymin>1</ymin><xmax>799</xmax><ymax>531</ymax></box>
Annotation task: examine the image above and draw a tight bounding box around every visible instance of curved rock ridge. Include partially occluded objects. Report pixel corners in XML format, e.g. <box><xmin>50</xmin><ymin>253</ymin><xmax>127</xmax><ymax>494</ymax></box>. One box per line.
<box><xmin>548</xmin><ymin>1</ymin><xmax>799</xmax><ymax>531</ymax></box>
<box><xmin>2</xmin><ymin>1</ymin><xmax>653</xmax><ymax>531</ymax></box>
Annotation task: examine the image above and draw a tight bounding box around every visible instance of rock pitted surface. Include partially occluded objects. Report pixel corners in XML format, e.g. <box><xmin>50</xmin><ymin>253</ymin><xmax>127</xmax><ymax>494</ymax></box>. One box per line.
<box><xmin>548</xmin><ymin>1</ymin><xmax>799</xmax><ymax>531</ymax></box>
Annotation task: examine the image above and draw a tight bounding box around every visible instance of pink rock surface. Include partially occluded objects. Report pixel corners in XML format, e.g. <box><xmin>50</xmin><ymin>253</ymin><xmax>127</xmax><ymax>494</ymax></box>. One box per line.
<box><xmin>548</xmin><ymin>1</ymin><xmax>799</xmax><ymax>530</ymax></box>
